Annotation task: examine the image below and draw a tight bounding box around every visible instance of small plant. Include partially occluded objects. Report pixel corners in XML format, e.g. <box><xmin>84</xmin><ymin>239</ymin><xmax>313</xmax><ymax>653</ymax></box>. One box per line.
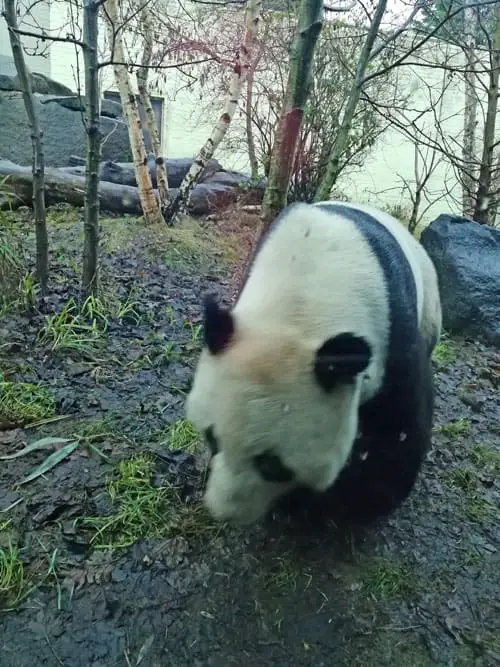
<box><xmin>184</xmin><ymin>320</ymin><xmax>202</xmax><ymax>343</ymax></box>
<box><xmin>438</xmin><ymin>418</ymin><xmax>471</xmax><ymax>438</ymax></box>
<box><xmin>38</xmin><ymin>298</ymin><xmax>104</xmax><ymax>354</ymax></box>
<box><xmin>361</xmin><ymin>558</ymin><xmax>415</xmax><ymax>602</ymax></box>
<box><xmin>433</xmin><ymin>334</ymin><xmax>456</xmax><ymax>367</ymax></box>
<box><xmin>0</xmin><ymin>381</ymin><xmax>55</xmax><ymax>427</ymax></box>
<box><xmin>81</xmin><ymin>295</ymin><xmax>110</xmax><ymax>331</ymax></box>
<box><xmin>444</xmin><ymin>467</ymin><xmax>479</xmax><ymax>493</ymax></box>
<box><xmin>0</xmin><ymin>537</ymin><xmax>25</xmax><ymax>609</ymax></box>
<box><xmin>468</xmin><ymin>445</ymin><xmax>500</xmax><ymax>475</ymax></box>
<box><xmin>116</xmin><ymin>290</ymin><xmax>142</xmax><ymax>325</ymax></box>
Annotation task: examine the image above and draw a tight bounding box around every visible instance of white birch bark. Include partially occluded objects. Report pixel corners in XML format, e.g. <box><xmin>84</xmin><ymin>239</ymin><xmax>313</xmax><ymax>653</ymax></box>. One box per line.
<box><xmin>105</xmin><ymin>0</ymin><xmax>162</xmax><ymax>224</ymax></box>
<box><xmin>165</xmin><ymin>0</ymin><xmax>262</xmax><ymax>223</ymax></box>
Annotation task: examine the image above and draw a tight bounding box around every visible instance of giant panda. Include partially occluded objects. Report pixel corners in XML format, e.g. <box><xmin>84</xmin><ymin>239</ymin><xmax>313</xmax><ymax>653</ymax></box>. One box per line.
<box><xmin>185</xmin><ymin>200</ymin><xmax>442</xmax><ymax>525</ymax></box>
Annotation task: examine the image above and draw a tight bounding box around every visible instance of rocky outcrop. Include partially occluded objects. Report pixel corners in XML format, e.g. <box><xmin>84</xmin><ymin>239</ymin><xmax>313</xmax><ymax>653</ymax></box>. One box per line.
<box><xmin>0</xmin><ymin>71</ymin><xmax>74</xmax><ymax>96</ymax></box>
<box><xmin>421</xmin><ymin>214</ymin><xmax>500</xmax><ymax>346</ymax></box>
<box><xmin>0</xmin><ymin>91</ymin><xmax>130</xmax><ymax>165</ymax></box>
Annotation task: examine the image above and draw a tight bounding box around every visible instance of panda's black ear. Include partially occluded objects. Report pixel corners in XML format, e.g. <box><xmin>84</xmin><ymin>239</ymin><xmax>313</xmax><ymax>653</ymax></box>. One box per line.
<box><xmin>314</xmin><ymin>333</ymin><xmax>371</xmax><ymax>392</ymax></box>
<box><xmin>203</xmin><ymin>293</ymin><xmax>235</xmax><ymax>355</ymax></box>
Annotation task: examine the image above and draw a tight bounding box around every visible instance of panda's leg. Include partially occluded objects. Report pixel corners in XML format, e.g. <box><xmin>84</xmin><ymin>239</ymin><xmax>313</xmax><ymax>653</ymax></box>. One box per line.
<box><xmin>325</xmin><ymin>334</ymin><xmax>435</xmax><ymax>523</ymax></box>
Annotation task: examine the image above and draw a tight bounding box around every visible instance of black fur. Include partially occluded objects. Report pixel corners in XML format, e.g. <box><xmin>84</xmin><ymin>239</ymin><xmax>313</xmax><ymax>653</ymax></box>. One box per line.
<box><xmin>278</xmin><ymin>332</ymin><xmax>434</xmax><ymax>523</ymax></box>
<box><xmin>314</xmin><ymin>333</ymin><xmax>372</xmax><ymax>391</ymax></box>
<box><xmin>203</xmin><ymin>294</ymin><xmax>234</xmax><ymax>355</ymax></box>
<box><xmin>279</xmin><ymin>204</ymin><xmax>435</xmax><ymax>523</ymax></box>
<box><xmin>254</xmin><ymin>451</ymin><xmax>295</xmax><ymax>484</ymax></box>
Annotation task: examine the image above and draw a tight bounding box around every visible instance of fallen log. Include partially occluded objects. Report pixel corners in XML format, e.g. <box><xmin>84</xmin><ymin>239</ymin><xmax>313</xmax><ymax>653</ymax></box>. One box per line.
<box><xmin>66</xmin><ymin>155</ymin><xmax>224</xmax><ymax>189</ymax></box>
<box><xmin>0</xmin><ymin>158</ymin><xmax>247</xmax><ymax>216</ymax></box>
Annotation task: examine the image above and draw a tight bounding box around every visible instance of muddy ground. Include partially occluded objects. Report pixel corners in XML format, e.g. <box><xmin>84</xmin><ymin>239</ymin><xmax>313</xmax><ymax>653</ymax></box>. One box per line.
<box><xmin>0</xmin><ymin>206</ymin><xmax>499</xmax><ymax>667</ymax></box>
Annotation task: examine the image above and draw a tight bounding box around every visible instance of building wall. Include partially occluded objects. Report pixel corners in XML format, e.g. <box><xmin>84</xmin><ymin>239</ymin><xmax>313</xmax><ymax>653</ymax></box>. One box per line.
<box><xmin>0</xmin><ymin>0</ymin><xmax>51</xmax><ymax>75</ymax></box>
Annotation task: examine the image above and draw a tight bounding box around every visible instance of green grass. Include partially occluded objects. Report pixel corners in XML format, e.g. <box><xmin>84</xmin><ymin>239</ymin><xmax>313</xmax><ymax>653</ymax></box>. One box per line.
<box><xmin>101</xmin><ymin>215</ymin><xmax>242</xmax><ymax>274</ymax></box>
<box><xmin>81</xmin><ymin>454</ymin><xmax>217</xmax><ymax>549</ymax></box>
<box><xmin>433</xmin><ymin>334</ymin><xmax>457</xmax><ymax>367</ymax></box>
<box><xmin>264</xmin><ymin>554</ymin><xmax>306</xmax><ymax>594</ymax></box>
<box><xmin>38</xmin><ymin>298</ymin><xmax>105</xmax><ymax>355</ymax></box>
<box><xmin>437</xmin><ymin>417</ymin><xmax>471</xmax><ymax>438</ymax></box>
<box><xmin>0</xmin><ymin>381</ymin><xmax>55</xmax><ymax>427</ymax></box>
<box><xmin>444</xmin><ymin>467</ymin><xmax>479</xmax><ymax>493</ymax></box>
<box><xmin>0</xmin><ymin>534</ymin><xmax>25</xmax><ymax>610</ymax></box>
<box><xmin>162</xmin><ymin>418</ymin><xmax>202</xmax><ymax>454</ymax></box>
<box><xmin>361</xmin><ymin>558</ymin><xmax>416</xmax><ymax>602</ymax></box>
<box><xmin>468</xmin><ymin>444</ymin><xmax>500</xmax><ymax>475</ymax></box>
<box><xmin>444</xmin><ymin>466</ymin><xmax>495</xmax><ymax>524</ymax></box>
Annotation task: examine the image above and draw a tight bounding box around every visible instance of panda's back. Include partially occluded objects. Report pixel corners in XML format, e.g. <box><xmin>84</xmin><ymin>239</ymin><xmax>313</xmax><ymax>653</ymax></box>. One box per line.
<box><xmin>235</xmin><ymin>201</ymin><xmax>423</xmax><ymax>394</ymax></box>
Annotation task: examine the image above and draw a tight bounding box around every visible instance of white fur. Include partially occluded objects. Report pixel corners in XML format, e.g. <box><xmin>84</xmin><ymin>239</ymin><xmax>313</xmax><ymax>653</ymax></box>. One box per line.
<box><xmin>185</xmin><ymin>201</ymin><xmax>441</xmax><ymax>524</ymax></box>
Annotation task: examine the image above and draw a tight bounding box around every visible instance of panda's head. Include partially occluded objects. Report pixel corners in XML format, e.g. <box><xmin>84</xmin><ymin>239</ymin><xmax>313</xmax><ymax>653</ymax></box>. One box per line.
<box><xmin>185</xmin><ymin>294</ymin><xmax>372</xmax><ymax>525</ymax></box>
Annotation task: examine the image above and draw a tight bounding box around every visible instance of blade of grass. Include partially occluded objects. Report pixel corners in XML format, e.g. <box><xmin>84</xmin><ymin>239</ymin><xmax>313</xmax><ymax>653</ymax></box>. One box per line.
<box><xmin>0</xmin><ymin>437</ymin><xmax>73</xmax><ymax>461</ymax></box>
<box><xmin>17</xmin><ymin>441</ymin><xmax>79</xmax><ymax>486</ymax></box>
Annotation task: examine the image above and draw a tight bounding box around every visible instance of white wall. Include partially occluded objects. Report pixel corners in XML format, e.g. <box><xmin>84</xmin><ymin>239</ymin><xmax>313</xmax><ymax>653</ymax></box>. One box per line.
<box><xmin>0</xmin><ymin>0</ymin><xmax>51</xmax><ymax>75</ymax></box>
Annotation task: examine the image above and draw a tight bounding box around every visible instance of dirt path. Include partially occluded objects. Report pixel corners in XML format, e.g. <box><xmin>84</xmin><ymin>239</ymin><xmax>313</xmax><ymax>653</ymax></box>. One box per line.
<box><xmin>0</xmin><ymin>209</ymin><xmax>499</xmax><ymax>666</ymax></box>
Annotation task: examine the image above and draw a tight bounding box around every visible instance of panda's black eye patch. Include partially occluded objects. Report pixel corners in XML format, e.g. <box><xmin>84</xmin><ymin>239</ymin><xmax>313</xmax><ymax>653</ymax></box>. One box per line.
<box><xmin>204</xmin><ymin>426</ymin><xmax>219</xmax><ymax>456</ymax></box>
<box><xmin>253</xmin><ymin>451</ymin><xmax>295</xmax><ymax>484</ymax></box>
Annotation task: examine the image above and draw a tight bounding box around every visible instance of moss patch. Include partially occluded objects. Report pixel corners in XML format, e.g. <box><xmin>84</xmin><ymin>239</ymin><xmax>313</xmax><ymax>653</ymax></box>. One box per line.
<box><xmin>101</xmin><ymin>215</ymin><xmax>243</xmax><ymax>274</ymax></box>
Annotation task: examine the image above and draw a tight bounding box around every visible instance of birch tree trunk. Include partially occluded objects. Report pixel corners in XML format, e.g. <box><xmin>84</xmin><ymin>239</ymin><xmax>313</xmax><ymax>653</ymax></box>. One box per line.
<box><xmin>314</xmin><ymin>0</ymin><xmax>387</xmax><ymax>202</ymax></box>
<box><xmin>4</xmin><ymin>0</ymin><xmax>49</xmax><ymax>293</ymax></box>
<box><xmin>473</xmin><ymin>5</ymin><xmax>500</xmax><ymax>225</ymax></box>
<box><xmin>105</xmin><ymin>0</ymin><xmax>163</xmax><ymax>224</ymax></box>
<box><xmin>81</xmin><ymin>0</ymin><xmax>101</xmax><ymax>298</ymax></box>
<box><xmin>136</xmin><ymin>3</ymin><xmax>169</xmax><ymax>214</ymax></box>
<box><xmin>164</xmin><ymin>0</ymin><xmax>262</xmax><ymax>225</ymax></box>
<box><xmin>462</xmin><ymin>4</ymin><xmax>478</xmax><ymax>218</ymax></box>
<box><xmin>261</xmin><ymin>0</ymin><xmax>324</xmax><ymax>224</ymax></box>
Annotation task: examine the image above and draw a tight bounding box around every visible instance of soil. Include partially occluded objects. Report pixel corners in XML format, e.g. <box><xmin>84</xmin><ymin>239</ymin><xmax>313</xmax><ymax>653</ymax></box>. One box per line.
<box><xmin>0</xmin><ymin>206</ymin><xmax>499</xmax><ymax>667</ymax></box>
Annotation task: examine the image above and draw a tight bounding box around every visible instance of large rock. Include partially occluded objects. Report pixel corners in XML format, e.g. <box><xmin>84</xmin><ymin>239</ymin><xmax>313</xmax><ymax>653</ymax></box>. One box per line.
<box><xmin>0</xmin><ymin>91</ymin><xmax>131</xmax><ymax>165</ymax></box>
<box><xmin>0</xmin><ymin>71</ymin><xmax>74</xmax><ymax>96</ymax></box>
<box><xmin>421</xmin><ymin>214</ymin><xmax>500</xmax><ymax>346</ymax></box>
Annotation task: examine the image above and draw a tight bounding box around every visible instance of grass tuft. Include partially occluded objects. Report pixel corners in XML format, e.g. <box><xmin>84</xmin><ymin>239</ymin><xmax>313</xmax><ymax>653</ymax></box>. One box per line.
<box><xmin>81</xmin><ymin>454</ymin><xmax>217</xmax><ymax>549</ymax></box>
<box><xmin>0</xmin><ymin>536</ymin><xmax>25</xmax><ymax>610</ymax></box>
<box><xmin>0</xmin><ymin>381</ymin><xmax>55</xmax><ymax>427</ymax></box>
<box><xmin>163</xmin><ymin>419</ymin><xmax>202</xmax><ymax>454</ymax></box>
<box><xmin>437</xmin><ymin>417</ymin><xmax>471</xmax><ymax>438</ymax></box>
<box><xmin>361</xmin><ymin>559</ymin><xmax>416</xmax><ymax>602</ymax></box>
<box><xmin>433</xmin><ymin>334</ymin><xmax>457</xmax><ymax>368</ymax></box>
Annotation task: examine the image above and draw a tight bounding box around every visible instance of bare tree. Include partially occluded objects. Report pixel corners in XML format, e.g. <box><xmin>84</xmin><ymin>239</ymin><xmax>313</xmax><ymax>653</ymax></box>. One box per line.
<box><xmin>104</xmin><ymin>0</ymin><xmax>163</xmax><ymax>224</ymax></box>
<box><xmin>261</xmin><ymin>0</ymin><xmax>325</xmax><ymax>223</ymax></box>
<box><xmin>81</xmin><ymin>0</ymin><xmax>101</xmax><ymax>298</ymax></box>
<box><xmin>473</xmin><ymin>2</ymin><xmax>499</xmax><ymax>224</ymax></box>
<box><xmin>136</xmin><ymin>2</ymin><xmax>170</xmax><ymax>215</ymax></box>
<box><xmin>164</xmin><ymin>0</ymin><xmax>263</xmax><ymax>225</ymax></box>
<box><xmin>314</xmin><ymin>0</ymin><xmax>387</xmax><ymax>202</ymax></box>
<box><xmin>3</xmin><ymin>0</ymin><xmax>48</xmax><ymax>293</ymax></box>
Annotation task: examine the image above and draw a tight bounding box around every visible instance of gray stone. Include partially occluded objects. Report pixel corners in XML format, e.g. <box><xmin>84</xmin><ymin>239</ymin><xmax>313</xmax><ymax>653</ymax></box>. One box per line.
<box><xmin>421</xmin><ymin>214</ymin><xmax>500</xmax><ymax>346</ymax></box>
<box><xmin>0</xmin><ymin>71</ymin><xmax>73</xmax><ymax>95</ymax></box>
<box><xmin>0</xmin><ymin>90</ymin><xmax>131</xmax><ymax>165</ymax></box>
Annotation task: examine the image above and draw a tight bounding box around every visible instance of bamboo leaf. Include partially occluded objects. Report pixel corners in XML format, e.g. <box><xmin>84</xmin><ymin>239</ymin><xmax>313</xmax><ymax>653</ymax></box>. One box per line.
<box><xmin>0</xmin><ymin>437</ymin><xmax>73</xmax><ymax>460</ymax></box>
<box><xmin>17</xmin><ymin>441</ymin><xmax>79</xmax><ymax>486</ymax></box>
